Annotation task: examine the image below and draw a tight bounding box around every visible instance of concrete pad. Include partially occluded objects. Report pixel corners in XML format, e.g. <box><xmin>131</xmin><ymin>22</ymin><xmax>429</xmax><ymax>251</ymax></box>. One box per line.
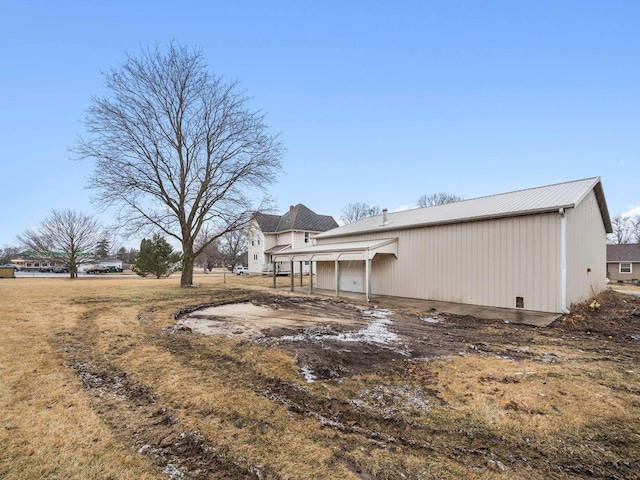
<box><xmin>370</xmin><ymin>295</ymin><xmax>560</xmax><ymax>327</ymax></box>
<box><xmin>289</xmin><ymin>288</ymin><xmax>560</xmax><ymax>327</ymax></box>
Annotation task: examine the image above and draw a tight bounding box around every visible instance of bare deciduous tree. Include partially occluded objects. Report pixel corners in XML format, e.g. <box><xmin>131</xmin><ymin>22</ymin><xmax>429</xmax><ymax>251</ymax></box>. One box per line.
<box><xmin>339</xmin><ymin>202</ymin><xmax>382</xmax><ymax>224</ymax></box>
<box><xmin>73</xmin><ymin>42</ymin><xmax>284</xmax><ymax>286</ymax></box>
<box><xmin>195</xmin><ymin>228</ymin><xmax>221</xmax><ymax>272</ymax></box>
<box><xmin>607</xmin><ymin>214</ymin><xmax>640</xmax><ymax>244</ymax></box>
<box><xmin>17</xmin><ymin>209</ymin><xmax>104</xmax><ymax>278</ymax></box>
<box><xmin>417</xmin><ymin>192</ymin><xmax>464</xmax><ymax>207</ymax></box>
<box><xmin>218</xmin><ymin>229</ymin><xmax>248</xmax><ymax>269</ymax></box>
<box><xmin>0</xmin><ymin>246</ymin><xmax>20</xmax><ymax>265</ymax></box>
<box><xmin>631</xmin><ymin>216</ymin><xmax>640</xmax><ymax>244</ymax></box>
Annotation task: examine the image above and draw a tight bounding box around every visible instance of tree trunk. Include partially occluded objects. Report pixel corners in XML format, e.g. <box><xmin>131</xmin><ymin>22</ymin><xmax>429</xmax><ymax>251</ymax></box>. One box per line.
<box><xmin>181</xmin><ymin>248</ymin><xmax>194</xmax><ymax>286</ymax></box>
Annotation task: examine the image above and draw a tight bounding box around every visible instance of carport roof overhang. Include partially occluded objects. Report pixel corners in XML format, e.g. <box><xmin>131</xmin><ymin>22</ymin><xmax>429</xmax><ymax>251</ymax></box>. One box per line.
<box><xmin>271</xmin><ymin>238</ymin><xmax>398</xmax><ymax>262</ymax></box>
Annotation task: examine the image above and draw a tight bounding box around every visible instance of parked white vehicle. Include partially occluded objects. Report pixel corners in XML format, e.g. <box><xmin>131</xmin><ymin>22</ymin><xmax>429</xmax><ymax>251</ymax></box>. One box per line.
<box><xmin>233</xmin><ymin>266</ymin><xmax>249</xmax><ymax>275</ymax></box>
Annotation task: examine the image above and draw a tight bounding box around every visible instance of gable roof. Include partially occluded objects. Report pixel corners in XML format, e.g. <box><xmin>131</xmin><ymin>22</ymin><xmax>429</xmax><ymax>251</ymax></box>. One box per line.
<box><xmin>316</xmin><ymin>177</ymin><xmax>612</xmax><ymax>239</ymax></box>
<box><xmin>607</xmin><ymin>244</ymin><xmax>640</xmax><ymax>263</ymax></box>
<box><xmin>254</xmin><ymin>204</ymin><xmax>338</xmax><ymax>233</ymax></box>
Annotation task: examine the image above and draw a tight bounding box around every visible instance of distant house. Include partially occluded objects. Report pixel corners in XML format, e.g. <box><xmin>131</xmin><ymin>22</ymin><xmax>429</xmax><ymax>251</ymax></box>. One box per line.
<box><xmin>273</xmin><ymin>177</ymin><xmax>612</xmax><ymax>314</ymax></box>
<box><xmin>247</xmin><ymin>204</ymin><xmax>338</xmax><ymax>274</ymax></box>
<box><xmin>607</xmin><ymin>244</ymin><xmax>640</xmax><ymax>283</ymax></box>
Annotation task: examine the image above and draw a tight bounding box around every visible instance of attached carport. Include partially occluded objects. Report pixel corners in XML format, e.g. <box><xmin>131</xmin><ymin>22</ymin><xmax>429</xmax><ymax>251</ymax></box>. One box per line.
<box><xmin>271</xmin><ymin>238</ymin><xmax>398</xmax><ymax>302</ymax></box>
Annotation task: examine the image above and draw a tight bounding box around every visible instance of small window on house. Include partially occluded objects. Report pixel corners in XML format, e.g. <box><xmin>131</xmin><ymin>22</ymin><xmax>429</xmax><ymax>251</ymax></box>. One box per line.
<box><xmin>620</xmin><ymin>263</ymin><xmax>632</xmax><ymax>274</ymax></box>
<box><xmin>251</xmin><ymin>240</ymin><xmax>255</xmax><ymax>246</ymax></box>
<box><xmin>304</xmin><ymin>232</ymin><xmax>310</xmax><ymax>243</ymax></box>
<box><xmin>253</xmin><ymin>254</ymin><xmax>258</xmax><ymax>261</ymax></box>
<box><xmin>304</xmin><ymin>261</ymin><xmax>309</xmax><ymax>265</ymax></box>
<box><xmin>257</xmin><ymin>238</ymin><xmax>260</xmax><ymax>245</ymax></box>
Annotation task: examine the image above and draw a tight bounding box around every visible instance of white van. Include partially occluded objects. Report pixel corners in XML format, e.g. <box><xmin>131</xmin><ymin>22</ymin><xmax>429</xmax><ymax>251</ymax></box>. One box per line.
<box><xmin>233</xmin><ymin>266</ymin><xmax>249</xmax><ymax>275</ymax></box>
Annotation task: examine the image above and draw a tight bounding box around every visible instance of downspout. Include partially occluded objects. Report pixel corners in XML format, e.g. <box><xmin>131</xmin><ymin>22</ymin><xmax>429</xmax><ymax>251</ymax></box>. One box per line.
<box><xmin>559</xmin><ymin>208</ymin><xmax>570</xmax><ymax>314</ymax></box>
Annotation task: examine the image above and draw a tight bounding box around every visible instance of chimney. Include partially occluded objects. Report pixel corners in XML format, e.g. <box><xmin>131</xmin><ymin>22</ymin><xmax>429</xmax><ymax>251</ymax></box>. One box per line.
<box><xmin>382</xmin><ymin>208</ymin><xmax>389</xmax><ymax>225</ymax></box>
<box><xmin>289</xmin><ymin>205</ymin><xmax>294</xmax><ymax>211</ymax></box>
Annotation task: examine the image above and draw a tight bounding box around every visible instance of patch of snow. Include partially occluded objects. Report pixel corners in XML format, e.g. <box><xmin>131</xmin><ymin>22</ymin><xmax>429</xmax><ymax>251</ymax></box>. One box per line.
<box><xmin>163</xmin><ymin>463</ymin><xmax>184</xmax><ymax>479</ymax></box>
<box><xmin>422</xmin><ymin>316</ymin><xmax>441</xmax><ymax>323</ymax></box>
<box><xmin>285</xmin><ymin>325</ymin><xmax>336</xmax><ymax>341</ymax></box>
<box><xmin>334</xmin><ymin>313</ymin><xmax>398</xmax><ymax>344</ymax></box>
<box><xmin>281</xmin><ymin>309</ymin><xmax>400</xmax><ymax>346</ymax></box>
<box><xmin>282</xmin><ymin>308</ymin><xmax>414</xmax><ymax>362</ymax></box>
<box><xmin>138</xmin><ymin>444</ymin><xmax>151</xmax><ymax>454</ymax></box>
<box><xmin>300</xmin><ymin>365</ymin><xmax>317</xmax><ymax>383</ymax></box>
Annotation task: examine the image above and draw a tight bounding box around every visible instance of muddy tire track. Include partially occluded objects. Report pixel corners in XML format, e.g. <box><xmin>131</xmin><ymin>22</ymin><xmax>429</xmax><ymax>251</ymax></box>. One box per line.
<box><xmin>50</xmin><ymin>295</ymin><xmax>264</xmax><ymax>480</ymax></box>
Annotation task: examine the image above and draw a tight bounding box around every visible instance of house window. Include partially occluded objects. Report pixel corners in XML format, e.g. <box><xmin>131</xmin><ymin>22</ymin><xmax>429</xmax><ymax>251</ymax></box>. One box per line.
<box><xmin>304</xmin><ymin>232</ymin><xmax>310</xmax><ymax>243</ymax></box>
<box><xmin>304</xmin><ymin>261</ymin><xmax>309</xmax><ymax>265</ymax></box>
<box><xmin>253</xmin><ymin>254</ymin><xmax>258</xmax><ymax>261</ymax></box>
<box><xmin>251</xmin><ymin>240</ymin><xmax>255</xmax><ymax>246</ymax></box>
<box><xmin>620</xmin><ymin>263</ymin><xmax>632</xmax><ymax>274</ymax></box>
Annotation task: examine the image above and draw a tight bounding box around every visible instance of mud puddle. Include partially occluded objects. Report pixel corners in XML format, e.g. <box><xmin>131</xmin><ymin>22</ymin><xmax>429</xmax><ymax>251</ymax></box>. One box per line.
<box><xmin>178</xmin><ymin>301</ymin><xmax>358</xmax><ymax>337</ymax></box>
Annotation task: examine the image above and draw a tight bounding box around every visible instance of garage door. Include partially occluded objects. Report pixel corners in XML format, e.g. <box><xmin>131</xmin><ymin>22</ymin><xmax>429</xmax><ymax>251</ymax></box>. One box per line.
<box><xmin>339</xmin><ymin>261</ymin><xmax>364</xmax><ymax>293</ymax></box>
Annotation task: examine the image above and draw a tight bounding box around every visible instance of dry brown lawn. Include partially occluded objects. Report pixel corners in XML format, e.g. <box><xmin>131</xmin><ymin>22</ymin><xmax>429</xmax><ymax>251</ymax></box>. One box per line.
<box><xmin>1</xmin><ymin>274</ymin><xmax>639</xmax><ymax>479</ymax></box>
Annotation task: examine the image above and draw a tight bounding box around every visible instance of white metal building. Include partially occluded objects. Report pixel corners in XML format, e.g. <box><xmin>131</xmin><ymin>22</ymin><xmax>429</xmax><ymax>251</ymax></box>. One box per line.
<box><xmin>272</xmin><ymin>177</ymin><xmax>612</xmax><ymax>314</ymax></box>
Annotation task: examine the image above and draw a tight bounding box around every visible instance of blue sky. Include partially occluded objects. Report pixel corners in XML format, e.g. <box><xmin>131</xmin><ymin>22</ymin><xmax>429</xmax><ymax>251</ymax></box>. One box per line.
<box><xmin>1</xmin><ymin>0</ymin><xmax>639</xmax><ymax>249</ymax></box>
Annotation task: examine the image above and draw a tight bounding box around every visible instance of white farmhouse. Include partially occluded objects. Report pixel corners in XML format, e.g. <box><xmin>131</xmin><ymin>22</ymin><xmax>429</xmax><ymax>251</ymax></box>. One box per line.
<box><xmin>272</xmin><ymin>178</ymin><xmax>612</xmax><ymax>314</ymax></box>
<box><xmin>247</xmin><ymin>204</ymin><xmax>338</xmax><ymax>275</ymax></box>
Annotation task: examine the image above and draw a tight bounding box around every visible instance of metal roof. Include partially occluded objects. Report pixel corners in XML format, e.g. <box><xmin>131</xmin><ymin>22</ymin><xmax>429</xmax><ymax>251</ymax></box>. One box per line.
<box><xmin>264</xmin><ymin>244</ymin><xmax>292</xmax><ymax>254</ymax></box>
<box><xmin>272</xmin><ymin>238</ymin><xmax>398</xmax><ymax>262</ymax></box>
<box><xmin>317</xmin><ymin>177</ymin><xmax>612</xmax><ymax>239</ymax></box>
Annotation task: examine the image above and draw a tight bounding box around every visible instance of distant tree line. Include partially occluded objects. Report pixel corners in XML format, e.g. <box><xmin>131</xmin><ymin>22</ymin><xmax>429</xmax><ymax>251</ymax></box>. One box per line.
<box><xmin>416</xmin><ymin>192</ymin><xmax>464</xmax><ymax>208</ymax></box>
<box><xmin>339</xmin><ymin>192</ymin><xmax>463</xmax><ymax>224</ymax></box>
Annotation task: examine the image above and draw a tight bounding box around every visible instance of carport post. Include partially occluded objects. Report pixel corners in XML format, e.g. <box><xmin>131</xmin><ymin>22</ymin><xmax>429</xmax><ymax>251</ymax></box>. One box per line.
<box><xmin>272</xmin><ymin>260</ymin><xmax>276</xmax><ymax>289</ymax></box>
<box><xmin>365</xmin><ymin>257</ymin><xmax>371</xmax><ymax>302</ymax></box>
<box><xmin>299</xmin><ymin>261</ymin><xmax>303</xmax><ymax>286</ymax></box>
<box><xmin>309</xmin><ymin>261</ymin><xmax>313</xmax><ymax>294</ymax></box>
<box><xmin>335</xmin><ymin>260</ymin><xmax>340</xmax><ymax>297</ymax></box>
<box><xmin>290</xmin><ymin>260</ymin><xmax>294</xmax><ymax>292</ymax></box>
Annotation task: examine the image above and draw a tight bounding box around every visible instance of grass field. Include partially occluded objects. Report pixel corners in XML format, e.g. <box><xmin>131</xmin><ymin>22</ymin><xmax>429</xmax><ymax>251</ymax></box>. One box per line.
<box><xmin>1</xmin><ymin>274</ymin><xmax>639</xmax><ymax>479</ymax></box>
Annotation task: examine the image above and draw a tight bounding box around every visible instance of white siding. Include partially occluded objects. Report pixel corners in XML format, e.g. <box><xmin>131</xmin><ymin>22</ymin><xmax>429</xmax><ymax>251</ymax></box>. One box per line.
<box><xmin>317</xmin><ymin>212</ymin><xmax>562</xmax><ymax>312</ymax></box>
<box><xmin>317</xmin><ymin>262</ymin><xmax>336</xmax><ymax>290</ymax></box>
<box><xmin>247</xmin><ymin>220</ymin><xmax>269</xmax><ymax>273</ymax></box>
<box><xmin>566</xmin><ymin>190</ymin><xmax>608</xmax><ymax>307</ymax></box>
